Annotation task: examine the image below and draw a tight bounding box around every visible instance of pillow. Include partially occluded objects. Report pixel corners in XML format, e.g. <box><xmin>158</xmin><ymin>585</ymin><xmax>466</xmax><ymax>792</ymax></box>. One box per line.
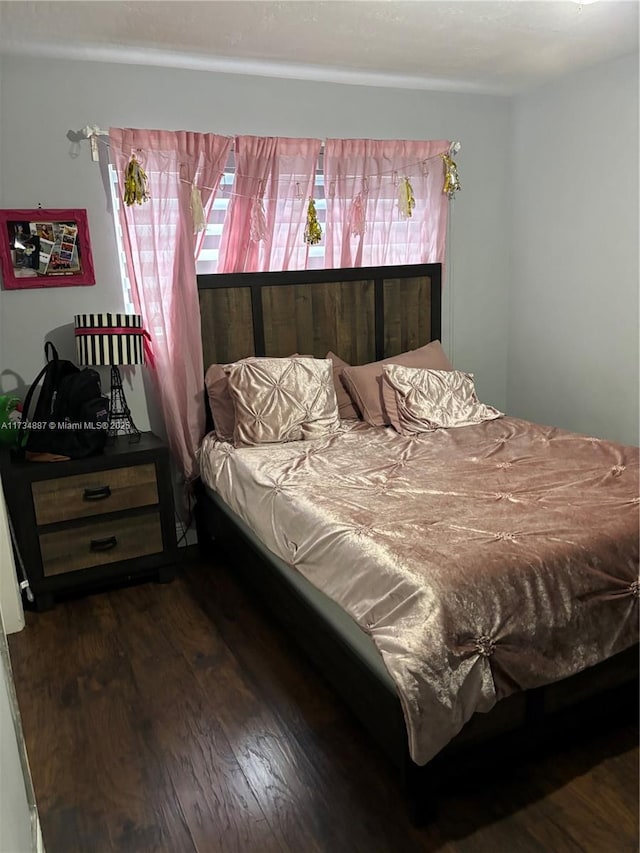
<box><xmin>227</xmin><ymin>357</ymin><xmax>340</xmax><ymax>446</ymax></box>
<box><xmin>382</xmin><ymin>365</ymin><xmax>503</xmax><ymax>434</ymax></box>
<box><xmin>204</xmin><ymin>362</ymin><xmax>240</xmax><ymax>442</ymax></box>
<box><xmin>325</xmin><ymin>351</ymin><xmax>361</xmax><ymax>420</ymax></box>
<box><xmin>340</xmin><ymin>340</ymin><xmax>453</xmax><ymax>427</ymax></box>
<box><xmin>205</xmin><ymin>354</ymin><xmax>301</xmax><ymax>441</ymax></box>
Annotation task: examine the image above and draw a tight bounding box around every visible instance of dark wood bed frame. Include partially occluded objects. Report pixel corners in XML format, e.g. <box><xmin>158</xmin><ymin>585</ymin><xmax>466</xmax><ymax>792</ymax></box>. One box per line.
<box><xmin>194</xmin><ymin>263</ymin><xmax>638</xmax><ymax>821</ymax></box>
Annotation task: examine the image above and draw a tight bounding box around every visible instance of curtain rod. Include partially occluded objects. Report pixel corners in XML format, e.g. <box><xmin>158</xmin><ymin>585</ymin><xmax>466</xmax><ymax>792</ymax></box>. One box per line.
<box><xmin>70</xmin><ymin>125</ymin><xmax>461</xmax><ymax>163</ymax></box>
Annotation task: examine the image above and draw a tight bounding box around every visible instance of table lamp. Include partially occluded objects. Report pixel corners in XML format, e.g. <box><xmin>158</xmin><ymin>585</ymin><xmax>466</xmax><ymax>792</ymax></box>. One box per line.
<box><xmin>74</xmin><ymin>313</ymin><xmax>151</xmax><ymax>442</ymax></box>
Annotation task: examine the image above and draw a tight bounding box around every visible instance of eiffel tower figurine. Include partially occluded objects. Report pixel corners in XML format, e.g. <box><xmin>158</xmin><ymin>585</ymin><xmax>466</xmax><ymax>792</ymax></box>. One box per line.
<box><xmin>108</xmin><ymin>365</ymin><xmax>141</xmax><ymax>443</ymax></box>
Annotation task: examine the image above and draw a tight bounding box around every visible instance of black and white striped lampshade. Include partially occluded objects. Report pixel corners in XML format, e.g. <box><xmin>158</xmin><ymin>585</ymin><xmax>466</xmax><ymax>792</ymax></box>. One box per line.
<box><xmin>74</xmin><ymin>313</ymin><xmax>146</xmax><ymax>366</ymax></box>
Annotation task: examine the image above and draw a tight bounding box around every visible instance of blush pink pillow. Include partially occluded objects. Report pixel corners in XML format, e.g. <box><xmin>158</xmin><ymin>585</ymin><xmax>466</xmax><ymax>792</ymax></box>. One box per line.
<box><xmin>341</xmin><ymin>340</ymin><xmax>453</xmax><ymax>427</ymax></box>
<box><xmin>325</xmin><ymin>352</ymin><xmax>361</xmax><ymax>420</ymax></box>
<box><xmin>206</xmin><ymin>355</ymin><xmax>303</xmax><ymax>441</ymax></box>
<box><xmin>205</xmin><ymin>362</ymin><xmax>243</xmax><ymax>441</ymax></box>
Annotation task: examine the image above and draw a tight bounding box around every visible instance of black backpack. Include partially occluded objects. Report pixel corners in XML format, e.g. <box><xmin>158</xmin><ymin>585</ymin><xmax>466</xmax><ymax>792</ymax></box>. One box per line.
<box><xmin>20</xmin><ymin>342</ymin><xmax>110</xmax><ymax>459</ymax></box>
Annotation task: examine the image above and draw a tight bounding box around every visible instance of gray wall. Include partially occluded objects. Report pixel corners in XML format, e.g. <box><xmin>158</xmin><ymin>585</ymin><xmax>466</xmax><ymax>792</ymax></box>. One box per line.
<box><xmin>3</xmin><ymin>52</ymin><xmax>635</xmax><ymax>445</ymax></box>
<box><xmin>0</xmin><ymin>56</ymin><xmax>511</xmax><ymax>422</ymax></box>
<box><xmin>509</xmin><ymin>52</ymin><xmax>639</xmax><ymax>445</ymax></box>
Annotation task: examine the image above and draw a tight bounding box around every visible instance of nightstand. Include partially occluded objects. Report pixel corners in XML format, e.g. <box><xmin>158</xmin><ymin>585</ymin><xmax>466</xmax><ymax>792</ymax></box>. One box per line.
<box><xmin>0</xmin><ymin>433</ymin><xmax>178</xmax><ymax>610</ymax></box>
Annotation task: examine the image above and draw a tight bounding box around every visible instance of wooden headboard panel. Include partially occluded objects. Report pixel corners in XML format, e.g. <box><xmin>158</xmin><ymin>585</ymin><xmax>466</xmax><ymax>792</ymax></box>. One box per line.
<box><xmin>197</xmin><ymin>263</ymin><xmax>442</xmax><ymax>367</ymax></box>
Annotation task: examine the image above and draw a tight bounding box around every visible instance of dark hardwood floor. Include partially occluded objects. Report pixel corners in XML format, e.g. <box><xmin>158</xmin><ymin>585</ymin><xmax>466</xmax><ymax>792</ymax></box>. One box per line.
<box><xmin>8</xmin><ymin>549</ymin><xmax>639</xmax><ymax>853</ymax></box>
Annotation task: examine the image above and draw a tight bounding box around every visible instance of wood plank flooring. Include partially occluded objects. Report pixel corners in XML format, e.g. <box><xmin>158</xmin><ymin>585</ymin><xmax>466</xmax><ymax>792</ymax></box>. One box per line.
<box><xmin>8</xmin><ymin>550</ymin><xmax>639</xmax><ymax>853</ymax></box>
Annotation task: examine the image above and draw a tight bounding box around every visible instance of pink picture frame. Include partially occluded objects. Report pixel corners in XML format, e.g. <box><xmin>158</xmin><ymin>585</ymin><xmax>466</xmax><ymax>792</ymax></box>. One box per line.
<box><xmin>0</xmin><ymin>208</ymin><xmax>96</xmax><ymax>289</ymax></box>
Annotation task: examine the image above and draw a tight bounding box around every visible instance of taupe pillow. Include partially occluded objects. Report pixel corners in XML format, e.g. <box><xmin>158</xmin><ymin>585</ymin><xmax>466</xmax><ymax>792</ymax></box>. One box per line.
<box><xmin>204</xmin><ymin>362</ymin><xmax>239</xmax><ymax>442</ymax></box>
<box><xmin>341</xmin><ymin>340</ymin><xmax>453</xmax><ymax>427</ymax></box>
<box><xmin>325</xmin><ymin>351</ymin><xmax>361</xmax><ymax>420</ymax></box>
<box><xmin>227</xmin><ymin>357</ymin><xmax>340</xmax><ymax>446</ymax></box>
<box><xmin>383</xmin><ymin>365</ymin><xmax>503</xmax><ymax>434</ymax></box>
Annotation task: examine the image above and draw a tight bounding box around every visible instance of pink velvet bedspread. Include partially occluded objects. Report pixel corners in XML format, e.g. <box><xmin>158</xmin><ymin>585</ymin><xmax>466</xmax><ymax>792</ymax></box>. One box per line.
<box><xmin>199</xmin><ymin>418</ymin><xmax>639</xmax><ymax>765</ymax></box>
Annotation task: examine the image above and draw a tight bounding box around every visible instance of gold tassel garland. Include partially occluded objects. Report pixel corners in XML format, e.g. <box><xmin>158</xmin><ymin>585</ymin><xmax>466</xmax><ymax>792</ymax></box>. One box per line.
<box><xmin>398</xmin><ymin>177</ymin><xmax>415</xmax><ymax>219</ymax></box>
<box><xmin>123</xmin><ymin>154</ymin><xmax>150</xmax><ymax>206</ymax></box>
<box><xmin>441</xmin><ymin>153</ymin><xmax>461</xmax><ymax>198</ymax></box>
<box><xmin>349</xmin><ymin>192</ymin><xmax>366</xmax><ymax>237</ymax></box>
<box><xmin>250</xmin><ymin>196</ymin><xmax>267</xmax><ymax>243</ymax></box>
<box><xmin>190</xmin><ymin>185</ymin><xmax>206</xmax><ymax>233</ymax></box>
<box><xmin>304</xmin><ymin>198</ymin><xmax>322</xmax><ymax>245</ymax></box>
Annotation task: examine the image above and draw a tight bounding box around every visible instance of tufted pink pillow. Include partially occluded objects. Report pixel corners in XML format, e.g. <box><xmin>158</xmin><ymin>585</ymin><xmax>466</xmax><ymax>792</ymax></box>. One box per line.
<box><xmin>227</xmin><ymin>357</ymin><xmax>339</xmax><ymax>446</ymax></box>
<box><xmin>325</xmin><ymin>352</ymin><xmax>361</xmax><ymax>420</ymax></box>
<box><xmin>341</xmin><ymin>340</ymin><xmax>453</xmax><ymax>428</ymax></box>
<box><xmin>205</xmin><ymin>355</ymin><xmax>302</xmax><ymax>441</ymax></box>
<box><xmin>383</xmin><ymin>365</ymin><xmax>503</xmax><ymax>434</ymax></box>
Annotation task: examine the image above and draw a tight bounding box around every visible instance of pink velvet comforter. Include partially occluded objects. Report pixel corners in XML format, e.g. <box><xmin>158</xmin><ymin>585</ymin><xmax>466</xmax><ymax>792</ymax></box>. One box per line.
<box><xmin>200</xmin><ymin>418</ymin><xmax>639</xmax><ymax>765</ymax></box>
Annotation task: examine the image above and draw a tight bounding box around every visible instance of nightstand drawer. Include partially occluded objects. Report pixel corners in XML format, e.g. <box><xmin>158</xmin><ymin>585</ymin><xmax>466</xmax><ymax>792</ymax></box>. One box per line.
<box><xmin>32</xmin><ymin>463</ymin><xmax>159</xmax><ymax>525</ymax></box>
<box><xmin>39</xmin><ymin>513</ymin><xmax>163</xmax><ymax>576</ymax></box>
<box><xmin>2</xmin><ymin>431</ymin><xmax>177</xmax><ymax>609</ymax></box>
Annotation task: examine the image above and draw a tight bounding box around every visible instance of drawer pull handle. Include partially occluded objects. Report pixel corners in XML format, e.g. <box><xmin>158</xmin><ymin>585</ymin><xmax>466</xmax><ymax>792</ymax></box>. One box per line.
<box><xmin>89</xmin><ymin>536</ymin><xmax>118</xmax><ymax>553</ymax></box>
<box><xmin>83</xmin><ymin>485</ymin><xmax>111</xmax><ymax>501</ymax></box>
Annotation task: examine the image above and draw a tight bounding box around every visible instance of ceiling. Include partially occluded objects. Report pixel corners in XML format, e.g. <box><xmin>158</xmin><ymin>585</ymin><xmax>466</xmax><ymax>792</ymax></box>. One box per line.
<box><xmin>0</xmin><ymin>1</ymin><xmax>637</xmax><ymax>95</ymax></box>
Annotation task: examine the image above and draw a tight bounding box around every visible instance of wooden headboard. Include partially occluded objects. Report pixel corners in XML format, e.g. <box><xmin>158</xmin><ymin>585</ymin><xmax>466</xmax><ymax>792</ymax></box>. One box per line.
<box><xmin>197</xmin><ymin>263</ymin><xmax>442</xmax><ymax>367</ymax></box>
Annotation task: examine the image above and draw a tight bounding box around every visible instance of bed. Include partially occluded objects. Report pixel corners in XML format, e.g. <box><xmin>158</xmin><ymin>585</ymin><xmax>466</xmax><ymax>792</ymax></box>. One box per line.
<box><xmin>194</xmin><ymin>263</ymin><xmax>639</xmax><ymax>820</ymax></box>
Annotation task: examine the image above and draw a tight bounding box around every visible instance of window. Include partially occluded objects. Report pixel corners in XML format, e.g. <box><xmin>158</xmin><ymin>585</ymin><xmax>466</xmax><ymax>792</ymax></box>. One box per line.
<box><xmin>195</xmin><ymin>153</ymin><xmax>235</xmax><ymax>275</ymax></box>
<box><xmin>108</xmin><ymin>164</ymin><xmax>135</xmax><ymax>312</ymax></box>
<box><xmin>110</xmin><ymin>143</ymin><xmax>448</xmax><ymax>281</ymax></box>
<box><xmin>195</xmin><ymin>152</ymin><xmax>327</xmax><ymax>275</ymax></box>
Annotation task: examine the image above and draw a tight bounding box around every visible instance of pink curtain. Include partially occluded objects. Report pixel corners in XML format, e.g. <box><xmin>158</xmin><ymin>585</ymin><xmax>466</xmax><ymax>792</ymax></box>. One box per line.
<box><xmin>109</xmin><ymin>128</ymin><xmax>232</xmax><ymax>482</ymax></box>
<box><xmin>323</xmin><ymin>138</ymin><xmax>451</xmax><ymax>269</ymax></box>
<box><xmin>217</xmin><ymin>135</ymin><xmax>322</xmax><ymax>272</ymax></box>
